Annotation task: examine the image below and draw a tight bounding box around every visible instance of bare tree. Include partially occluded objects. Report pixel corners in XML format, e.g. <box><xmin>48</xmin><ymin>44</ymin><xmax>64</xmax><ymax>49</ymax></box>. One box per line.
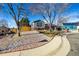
<box><xmin>29</xmin><ymin>3</ymin><xmax>69</xmax><ymax>31</ymax></box>
<box><xmin>1</xmin><ymin>4</ymin><xmax>26</xmax><ymax>36</ymax></box>
<box><xmin>57</xmin><ymin>17</ymin><xmax>69</xmax><ymax>26</ymax></box>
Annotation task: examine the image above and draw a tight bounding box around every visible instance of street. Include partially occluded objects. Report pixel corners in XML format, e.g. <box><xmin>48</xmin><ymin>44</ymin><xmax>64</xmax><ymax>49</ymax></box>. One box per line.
<box><xmin>67</xmin><ymin>33</ymin><xmax>79</xmax><ymax>56</ymax></box>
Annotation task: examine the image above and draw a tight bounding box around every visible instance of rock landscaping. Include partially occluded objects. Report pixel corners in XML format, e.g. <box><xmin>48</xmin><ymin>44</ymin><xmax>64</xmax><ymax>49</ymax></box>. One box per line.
<box><xmin>0</xmin><ymin>33</ymin><xmax>50</xmax><ymax>54</ymax></box>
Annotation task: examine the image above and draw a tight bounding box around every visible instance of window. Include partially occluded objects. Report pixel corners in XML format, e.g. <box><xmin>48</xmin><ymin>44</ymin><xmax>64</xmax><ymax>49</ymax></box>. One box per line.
<box><xmin>37</xmin><ymin>22</ymin><xmax>42</xmax><ymax>27</ymax></box>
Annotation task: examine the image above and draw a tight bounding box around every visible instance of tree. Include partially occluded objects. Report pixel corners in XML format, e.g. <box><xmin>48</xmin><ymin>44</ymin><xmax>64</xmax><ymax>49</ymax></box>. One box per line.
<box><xmin>1</xmin><ymin>4</ymin><xmax>26</xmax><ymax>36</ymax></box>
<box><xmin>29</xmin><ymin>3</ymin><xmax>69</xmax><ymax>31</ymax></box>
<box><xmin>20</xmin><ymin>17</ymin><xmax>30</xmax><ymax>26</ymax></box>
<box><xmin>57</xmin><ymin>17</ymin><xmax>69</xmax><ymax>26</ymax></box>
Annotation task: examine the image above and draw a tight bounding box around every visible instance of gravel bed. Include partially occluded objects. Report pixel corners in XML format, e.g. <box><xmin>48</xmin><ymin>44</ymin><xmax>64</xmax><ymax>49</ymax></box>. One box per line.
<box><xmin>0</xmin><ymin>33</ymin><xmax>50</xmax><ymax>54</ymax></box>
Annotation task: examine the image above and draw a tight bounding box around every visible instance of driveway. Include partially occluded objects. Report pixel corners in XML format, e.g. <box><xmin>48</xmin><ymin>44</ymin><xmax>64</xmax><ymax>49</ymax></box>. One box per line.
<box><xmin>67</xmin><ymin>33</ymin><xmax>79</xmax><ymax>56</ymax></box>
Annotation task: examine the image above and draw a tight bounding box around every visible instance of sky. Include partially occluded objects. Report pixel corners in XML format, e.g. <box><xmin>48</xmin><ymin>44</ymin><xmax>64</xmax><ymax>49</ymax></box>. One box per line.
<box><xmin>0</xmin><ymin>3</ymin><xmax>79</xmax><ymax>28</ymax></box>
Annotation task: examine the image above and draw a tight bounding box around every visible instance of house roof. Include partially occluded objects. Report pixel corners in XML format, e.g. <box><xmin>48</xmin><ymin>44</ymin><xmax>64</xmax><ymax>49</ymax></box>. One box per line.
<box><xmin>33</xmin><ymin>20</ymin><xmax>44</xmax><ymax>23</ymax></box>
<box><xmin>63</xmin><ymin>22</ymin><xmax>79</xmax><ymax>26</ymax></box>
<box><xmin>0</xmin><ymin>26</ymin><xmax>8</xmax><ymax>28</ymax></box>
<box><xmin>63</xmin><ymin>23</ymin><xmax>76</xmax><ymax>25</ymax></box>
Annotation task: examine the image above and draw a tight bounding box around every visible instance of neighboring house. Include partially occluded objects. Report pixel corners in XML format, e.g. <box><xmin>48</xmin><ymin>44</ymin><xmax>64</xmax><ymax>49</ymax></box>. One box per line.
<box><xmin>63</xmin><ymin>22</ymin><xmax>79</xmax><ymax>30</ymax></box>
<box><xmin>20</xmin><ymin>22</ymin><xmax>31</xmax><ymax>32</ymax></box>
<box><xmin>45</xmin><ymin>24</ymin><xmax>60</xmax><ymax>30</ymax></box>
<box><xmin>19</xmin><ymin>18</ymin><xmax>31</xmax><ymax>32</ymax></box>
<box><xmin>31</xmin><ymin>20</ymin><xmax>45</xmax><ymax>30</ymax></box>
<box><xmin>0</xmin><ymin>26</ymin><xmax>9</xmax><ymax>35</ymax></box>
<box><xmin>31</xmin><ymin>20</ymin><xmax>61</xmax><ymax>30</ymax></box>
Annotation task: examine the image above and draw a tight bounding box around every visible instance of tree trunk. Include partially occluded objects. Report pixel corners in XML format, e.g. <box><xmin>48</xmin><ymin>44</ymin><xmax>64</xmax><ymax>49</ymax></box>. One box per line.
<box><xmin>17</xmin><ymin>27</ymin><xmax>20</xmax><ymax>36</ymax></box>
<box><xmin>17</xmin><ymin>22</ymin><xmax>21</xmax><ymax>36</ymax></box>
<box><xmin>49</xmin><ymin>24</ymin><xmax>52</xmax><ymax>32</ymax></box>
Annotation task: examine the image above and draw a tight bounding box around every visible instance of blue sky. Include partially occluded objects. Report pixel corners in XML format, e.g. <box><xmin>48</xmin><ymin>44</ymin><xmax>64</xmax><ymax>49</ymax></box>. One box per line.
<box><xmin>0</xmin><ymin>3</ymin><xmax>79</xmax><ymax>28</ymax></box>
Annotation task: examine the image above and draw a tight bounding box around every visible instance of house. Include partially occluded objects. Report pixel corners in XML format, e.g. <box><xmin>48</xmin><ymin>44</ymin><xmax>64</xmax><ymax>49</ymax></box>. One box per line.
<box><xmin>31</xmin><ymin>20</ymin><xmax>62</xmax><ymax>30</ymax></box>
<box><xmin>0</xmin><ymin>26</ymin><xmax>9</xmax><ymax>35</ymax></box>
<box><xmin>45</xmin><ymin>24</ymin><xmax>61</xmax><ymax>30</ymax></box>
<box><xmin>31</xmin><ymin>20</ymin><xmax>45</xmax><ymax>30</ymax></box>
<box><xmin>19</xmin><ymin>22</ymin><xmax>31</xmax><ymax>32</ymax></box>
<box><xmin>63</xmin><ymin>22</ymin><xmax>79</xmax><ymax>31</ymax></box>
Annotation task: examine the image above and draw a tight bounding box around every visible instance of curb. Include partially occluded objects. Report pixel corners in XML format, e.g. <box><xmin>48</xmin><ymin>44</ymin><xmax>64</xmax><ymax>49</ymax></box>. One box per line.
<box><xmin>53</xmin><ymin>35</ymin><xmax>71</xmax><ymax>56</ymax></box>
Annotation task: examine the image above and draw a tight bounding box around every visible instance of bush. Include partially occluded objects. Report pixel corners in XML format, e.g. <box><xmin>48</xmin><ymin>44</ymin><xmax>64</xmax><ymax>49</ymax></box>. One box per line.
<box><xmin>39</xmin><ymin>30</ymin><xmax>59</xmax><ymax>37</ymax></box>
